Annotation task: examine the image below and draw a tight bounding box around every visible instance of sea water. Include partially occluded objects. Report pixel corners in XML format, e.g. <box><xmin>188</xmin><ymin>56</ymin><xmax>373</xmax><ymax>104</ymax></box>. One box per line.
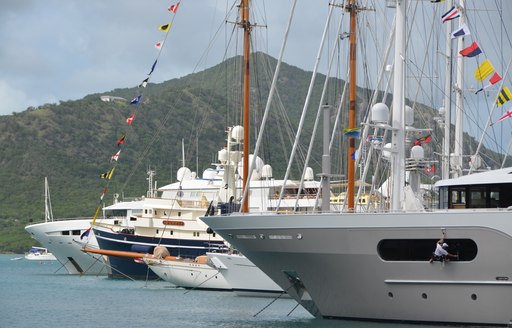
<box><xmin>0</xmin><ymin>254</ymin><xmax>423</xmax><ymax>328</ymax></box>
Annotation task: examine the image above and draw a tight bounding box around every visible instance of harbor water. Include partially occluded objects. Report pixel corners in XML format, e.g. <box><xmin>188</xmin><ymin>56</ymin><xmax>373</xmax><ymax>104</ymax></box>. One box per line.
<box><xmin>0</xmin><ymin>254</ymin><xmax>449</xmax><ymax>328</ymax></box>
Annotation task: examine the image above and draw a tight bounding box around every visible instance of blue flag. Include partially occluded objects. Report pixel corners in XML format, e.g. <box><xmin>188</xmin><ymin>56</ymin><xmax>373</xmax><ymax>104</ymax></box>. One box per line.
<box><xmin>130</xmin><ymin>95</ymin><xmax>141</xmax><ymax>105</ymax></box>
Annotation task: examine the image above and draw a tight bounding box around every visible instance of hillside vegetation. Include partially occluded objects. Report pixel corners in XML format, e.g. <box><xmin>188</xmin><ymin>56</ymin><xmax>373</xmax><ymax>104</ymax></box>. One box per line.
<box><xmin>0</xmin><ymin>53</ymin><xmax>506</xmax><ymax>253</ymax></box>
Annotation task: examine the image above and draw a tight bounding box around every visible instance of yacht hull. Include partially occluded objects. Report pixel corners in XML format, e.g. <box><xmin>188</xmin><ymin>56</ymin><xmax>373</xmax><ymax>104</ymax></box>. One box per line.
<box><xmin>25</xmin><ymin>220</ymin><xmax>108</xmax><ymax>275</ymax></box>
<box><xmin>93</xmin><ymin>227</ymin><xmax>226</xmax><ymax>280</ymax></box>
<box><xmin>207</xmin><ymin>252</ymin><xmax>283</xmax><ymax>296</ymax></box>
<box><xmin>202</xmin><ymin>210</ymin><xmax>512</xmax><ymax>326</ymax></box>
<box><xmin>145</xmin><ymin>258</ymin><xmax>230</xmax><ymax>290</ymax></box>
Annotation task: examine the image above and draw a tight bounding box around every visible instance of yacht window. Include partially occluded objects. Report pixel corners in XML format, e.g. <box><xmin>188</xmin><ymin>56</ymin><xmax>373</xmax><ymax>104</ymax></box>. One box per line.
<box><xmin>62</xmin><ymin>231</ymin><xmax>70</xmax><ymax>235</ymax></box>
<box><xmin>377</xmin><ymin>239</ymin><xmax>477</xmax><ymax>261</ymax></box>
<box><xmin>72</xmin><ymin>230</ymin><xmax>81</xmax><ymax>236</ymax></box>
<box><xmin>130</xmin><ymin>217</ymin><xmax>137</xmax><ymax>221</ymax></box>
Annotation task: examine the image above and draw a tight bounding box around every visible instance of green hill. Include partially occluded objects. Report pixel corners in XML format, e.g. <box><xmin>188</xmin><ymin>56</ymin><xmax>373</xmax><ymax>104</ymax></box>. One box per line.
<box><xmin>0</xmin><ymin>52</ymin><xmax>507</xmax><ymax>253</ymax></box>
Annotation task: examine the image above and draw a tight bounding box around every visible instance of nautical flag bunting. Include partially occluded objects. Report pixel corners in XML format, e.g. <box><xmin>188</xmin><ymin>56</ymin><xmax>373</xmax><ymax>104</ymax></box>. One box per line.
<box><xmin>474</xmin><ymin>59</ymin><xmax>494</xmax><ymax>82</ymax></box>
<box><xmin>459</xmin><ymin>42</ymin><xmax>482</xmax><ymax>58</ymax></box>
<box><xmin>442</xmin><ymin>6</ymin><xmax>460</xmax><ymax>23</ymax></box>
<box><xmin>475</xmin><ymin>72</ymin><xmax>502</xmax><ymax>94</ymax></box>
<box><xmin>414</xmin><ymin>135</ymin><xmax>432</xmax><ymax>146</ymax></box>
<box><xmin>100</xmin><ymin>167</ymin><xmax>115</xmax><ymax>180</ymax></box>
<box><xmin>117</xmin><ymin>135</ymin><xmax>126</xmax><ymax>147</ymax></box>
<box><xmin>496</xmin><ymin>110</ymin><xmax>512</xmax><ymax>123</ymax></box>
<box><xmin>496</xmin><ymin>87</ymin><xmax>512</xmax><ymax>107</ymax></box>
<box><xmin>148</xmin><ymin>59</ymin><xmax>158</xmax><ymax>76</ymax></box>
<box><xmin>343</xmin><ymin>127</ymin><xmax>361</xmax><ymax>139</ymax></box>
<box><xmin>168</xmin><ymin>3</ymin><xmax>180</xmax><ymax>13</ymax></box>
<box><xmin>130</xmin><ymin>95</ymin><xmax>141</xmax><ymax>105</ymax></box>
<box><xmin>451</xmin><ymin>24</ymin><xmax>470</xmax><ymax>39</ymax></box>
<box><xmin>126</xmin><ymin>114</ymin><xmax>135</xmax><ymax>125</ymax></box>
<box><xmin>155</xmin><ymin>41</ymin><xmax>164</xmax><ymax>50</ymax></box>
<box><xmin>111</xmin><ymin>150</ymin><xmax>121</xmax><ymax>162</ymax></box>
<box><xmin>159</xmin><ymin>23</ymin><xmax>171</xmax><ymax>32</ymax></box>
<box><xmin>139</xmin><ymin>77</ymin><xmax>149</xmax><ymax>88</ymax></box>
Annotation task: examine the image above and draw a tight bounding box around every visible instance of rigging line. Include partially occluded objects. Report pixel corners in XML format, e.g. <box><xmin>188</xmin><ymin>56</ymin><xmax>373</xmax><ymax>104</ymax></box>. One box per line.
<box><xmin>275</xmin><ymin>2</ymin><xmax>333</xmax><ymax>211</ymax></box>
<box><xmin>253</xmin><ymin>283</ymin><xmax>294</xmax><ymax>317</ymax></box>
<box><xmin>294</xmin><ymin>4</ymin><xmax>345</xmax><ymax>210</ymax></box>
<box><xmin>286</xmin><ymin>302</ymin><xmax>301</xmax><ymax>317</ymax></box>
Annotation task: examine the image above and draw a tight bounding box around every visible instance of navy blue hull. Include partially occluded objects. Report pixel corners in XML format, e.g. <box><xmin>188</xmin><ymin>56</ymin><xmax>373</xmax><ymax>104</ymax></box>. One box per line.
<box><xmin>93</xmin><ymin>228</ymin><xmax>226</xmax><ymax>280</ymax></box>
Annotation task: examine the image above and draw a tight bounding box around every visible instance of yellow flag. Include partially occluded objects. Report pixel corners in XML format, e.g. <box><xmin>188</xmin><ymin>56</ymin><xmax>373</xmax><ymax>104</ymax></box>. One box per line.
<box><xmin>496</xmin><ymin>87</ymin><xmax>512</xmax><ymax>106</ymax></box>
<box><xmin>159</xmin><ymin>23</ymin><xmax>171</xmax><ymax>32</ymax></box>
<box><xmin>474</xmin><ymin>59</ymin><xmax>494</xmax><ymax>82</ymax></box>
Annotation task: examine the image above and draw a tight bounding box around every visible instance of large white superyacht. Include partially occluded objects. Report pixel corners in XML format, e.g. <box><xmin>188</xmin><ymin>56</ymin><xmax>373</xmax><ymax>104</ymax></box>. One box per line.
<box><xmin>203</xmin><ymin>0</ymin><xmax>512</xmax><ymax>326</ymax></box>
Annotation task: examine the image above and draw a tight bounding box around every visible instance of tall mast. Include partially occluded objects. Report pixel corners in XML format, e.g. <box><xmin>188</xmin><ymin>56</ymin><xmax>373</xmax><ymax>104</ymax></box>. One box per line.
<box><xmin>453</xmin><ymin>0</ymin><xmax>464</xmax><ymax>177</ymax></box>
<box><xmin>347</xmin><ymin>0</ymin><xmax>357</xmax><ymax>211</ymax></box>
<box><xmin>442</xmin><ymin>0</ymin><xmax>453</xmax><ymax>180</ymax></box>
<box><xmin>391</xmin><ymin>0</ymin><xmax>406</xmax><ymax>211</ymax></box>
<box><xmin>241</xmin><ymin>0</ymin><xmax>251</xmax><ymax>213</ymax></box>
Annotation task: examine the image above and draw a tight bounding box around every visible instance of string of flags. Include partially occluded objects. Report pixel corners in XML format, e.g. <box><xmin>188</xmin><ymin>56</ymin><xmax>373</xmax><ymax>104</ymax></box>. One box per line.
<box><xmin>433</xmin><ymin>0</ymin><xmax>511</xmax><ymax>126</ymax></box>
<box><xmin>86</xmin><ymin>2</ymin><xmax>182</xmax><ymax>230</ymax></box>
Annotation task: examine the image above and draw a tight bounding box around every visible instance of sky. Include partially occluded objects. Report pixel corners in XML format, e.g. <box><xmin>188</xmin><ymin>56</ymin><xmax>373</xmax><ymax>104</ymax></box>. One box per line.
<box><xmin>0</xmin><ymin>0</ymin><xmax>335</xmax><ymax>116</ymax></box>
<box><xmin>1</xmin><ymin>0</ymin><xmax>511</xmax><ymax>129</ymax></box>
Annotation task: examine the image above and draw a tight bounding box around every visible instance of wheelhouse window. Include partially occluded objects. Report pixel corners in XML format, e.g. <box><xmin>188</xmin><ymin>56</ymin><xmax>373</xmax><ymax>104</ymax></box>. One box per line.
<box><xmin>438</xmin><ymin>183</ymin><xmax>512</xmax><ymax>209</ymax></box>
<box><xmin>377</xmin><ymin>239</ymin><xmax>477</xmax><ymax>261</ymax></box>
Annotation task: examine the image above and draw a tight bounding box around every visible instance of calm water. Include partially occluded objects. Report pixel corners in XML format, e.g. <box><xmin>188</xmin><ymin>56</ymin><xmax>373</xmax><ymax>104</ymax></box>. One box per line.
<box><xmin>0</xmin><ymin>254</ymin><xmax>431</xmax><ymax>328</ymax></box>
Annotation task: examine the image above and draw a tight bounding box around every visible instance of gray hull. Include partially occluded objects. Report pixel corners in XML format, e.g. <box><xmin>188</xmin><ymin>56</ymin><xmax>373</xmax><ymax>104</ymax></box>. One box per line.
<box><xmin>202</xmin><ymin>210</ymin><xmax>512</xmax><ymax>326</ymax></box>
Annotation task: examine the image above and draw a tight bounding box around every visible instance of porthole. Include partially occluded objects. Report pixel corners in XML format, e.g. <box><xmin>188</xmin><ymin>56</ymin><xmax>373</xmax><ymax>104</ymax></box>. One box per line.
<box><xmin>422</xmin><ymin>293</ymin><xmax>427</xmax><ymax>299</ymax></box>
<box><xmin>471</xmin><ymin>294</ymin><xmax>477</xmax><ymax>301</ymax></box>
<box><xmin>388</xmin><ymin>292</ymin><xmax>393</xmax><ymax>299</ymax></box>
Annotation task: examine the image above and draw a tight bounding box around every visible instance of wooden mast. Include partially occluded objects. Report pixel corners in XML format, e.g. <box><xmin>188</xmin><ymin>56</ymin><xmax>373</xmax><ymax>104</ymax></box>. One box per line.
<box><xmin>347</xmin><ymin>0</ymin><xmax>357</xmax><ymax>211</ymax></box>
<box><xmin>241</xmin><ymin>0</ymin><xmax>251</xmax><ymax>213</ymax></box>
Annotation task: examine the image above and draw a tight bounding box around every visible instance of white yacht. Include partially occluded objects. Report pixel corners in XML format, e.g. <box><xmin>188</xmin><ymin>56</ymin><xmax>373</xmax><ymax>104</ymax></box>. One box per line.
<box><xmin>203</xmin><ymin>1</ymin><xmax>512</xmax><ymax>326</ymax></box>
<box><xmin>24</xmin><ymin>246</ymin><xmax>56</xmax><ymax>261</ymax></box>
<box><xmin>144</xmin><ymin>255</ymin><xmax>231</xmax><ymax>291</ymax></box>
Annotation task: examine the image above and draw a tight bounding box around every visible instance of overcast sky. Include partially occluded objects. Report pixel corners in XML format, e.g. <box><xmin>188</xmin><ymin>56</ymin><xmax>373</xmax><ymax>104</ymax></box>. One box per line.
<box><xmin>0</xmin><ymin>0</ymin><xmax>338</xmax><ymax>116</ymax></box>
<box><xmin>1</xmin><ymin>0</ymin><xmax>511</xmax><ymax>121</ymax></box>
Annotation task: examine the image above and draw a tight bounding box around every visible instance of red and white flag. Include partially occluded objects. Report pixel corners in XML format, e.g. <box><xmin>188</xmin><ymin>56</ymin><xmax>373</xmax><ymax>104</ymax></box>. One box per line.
<box><xmin>155</xmin><ymin>41</ymin><xmax>164</xmax><ymax>50</ymax></box>
<box><xmin>111</xmin><ymin>150</ymin><xmax>121</xmax><ymax>162</ymax></box>
<box><xmin>126</xmin><ymin>113</ymin><xmax>135</xmax><ymax>125</ymax></box>
<box><xmin>168</xmin><ymin>3</ymin><xmax>180</xmax><ymax>13</ymax></box>
<box><xmin>497</xmin><ymin>110</ymin><xmax>512</xmax><ymax>124</ymax></box>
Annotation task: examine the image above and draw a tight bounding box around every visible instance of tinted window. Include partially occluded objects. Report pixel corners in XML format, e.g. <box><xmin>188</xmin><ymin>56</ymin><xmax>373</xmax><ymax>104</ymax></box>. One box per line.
<box><xmin>378</xmin><ymin>239</ymin><xmax>477</xmax><ymax>261</ymax></box>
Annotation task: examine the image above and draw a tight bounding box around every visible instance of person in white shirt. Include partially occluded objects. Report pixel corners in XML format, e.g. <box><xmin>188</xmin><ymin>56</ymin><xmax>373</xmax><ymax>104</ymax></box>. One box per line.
<box><xmin>429</xmin><ymin>233</ymin><xmax>458</xmax><ymax>263</ymax></box>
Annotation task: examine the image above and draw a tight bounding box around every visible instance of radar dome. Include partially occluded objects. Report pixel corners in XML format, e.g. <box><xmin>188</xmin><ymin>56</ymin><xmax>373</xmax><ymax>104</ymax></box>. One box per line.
<box><xmin>177</xmin><ymin>167</ymin><xmax>192</xmax><ymax>182</ymax></box>
<box><xmin>261</xmin><ymin>164</ymin><xmax>273</xmax><ymax>179</ymax></box>
<box><xmin>410</xmin><ymin>145</ymin><xmax>424</xmax><ymax>160</ymax></box>
<box><xmin>371</xmin><ymin>103</ymin><xmax>389</xmax><ymax>124</ymax></box>
<box><xmin>231</xmin><ymin>125</ymin><xmax>244</xmax><ymax>142</ymax></box>
<box><xmin>237</xmin><ymin>155</ymin><xmax>264</xmax><ymax>180</ymax></box>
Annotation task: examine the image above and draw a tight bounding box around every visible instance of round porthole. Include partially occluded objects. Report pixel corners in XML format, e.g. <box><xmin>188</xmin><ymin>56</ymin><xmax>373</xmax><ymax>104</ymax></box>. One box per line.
<box><xmin>471</xmin><ymin>294</ymin><xmax>477</xmax><ymax>301</ymax></box>
<box><xmin>388</xmin><ymin>292</ymin><xmax>393</xmax><ymax>299</ymax></box>
<box><xmin>422</xmin><ymin>293</ymin><xmax>427</xmax><ymax>299</ymax></box>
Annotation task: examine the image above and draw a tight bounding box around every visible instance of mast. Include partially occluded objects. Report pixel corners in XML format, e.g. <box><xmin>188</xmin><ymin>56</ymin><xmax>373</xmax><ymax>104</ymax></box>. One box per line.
<box><xmin>347</xmin><ymin>0</ymin><xmax>357</xmax><ymax>211</ymax></box>
<box><xmin>241</xmin><ymin>0</ymin><xmax>251</xmax><ymax>213</ymax></box>
<box><xmin>453</xmin><ymin>0</ymin><xmax>464</xmax><ymax>177</ymax></box>
<box><xmin>442</xmin><ymin>0</ymin><xmax>453</xmax><ymax>180</ymax></box>
<box><xmin>44</xmin><ymin>177</ymin><xmax>54</xmax><ymax>223</ymax></box>
<box><xmin>391</xmin><ymin>0</ymin><xmax>406</xmax><ymax>211</ymax></box>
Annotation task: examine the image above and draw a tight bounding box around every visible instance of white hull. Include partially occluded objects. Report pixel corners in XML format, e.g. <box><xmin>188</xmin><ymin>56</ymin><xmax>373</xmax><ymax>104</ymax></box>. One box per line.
<box><xmin>207</xmin><ymin>252</ymin><xmax>283</xmax><ymax>296</ymax></box>
<box><xmin>145</xmin><ymin>258</ymin><xmax>231</xmax><ymax>290</ymax></box>
<box><xmin>25</xmin><ymin>219</ymin><xmax>108</xmax><ymax>275</ymax></box>
<box><xmin>202</xmin><ymin>210</ymin><xmax>512</xmax><ymax>326</ymax></box>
